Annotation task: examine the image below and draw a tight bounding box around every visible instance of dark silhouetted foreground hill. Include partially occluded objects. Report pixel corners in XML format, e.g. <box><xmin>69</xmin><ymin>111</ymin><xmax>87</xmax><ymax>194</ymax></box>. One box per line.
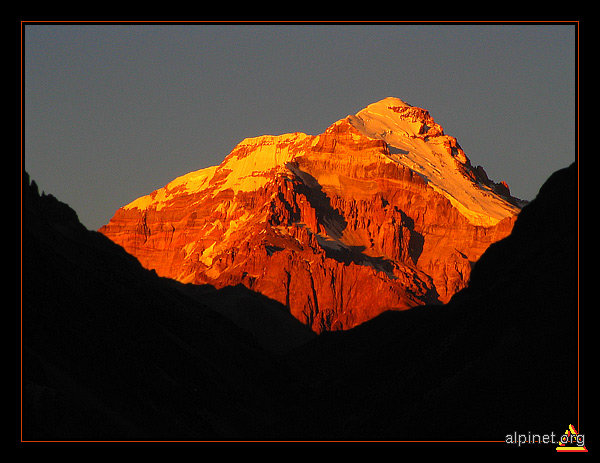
<box><xmin>21</xmin><ymin>163</ymin><xmax>579</xmax><ymax>442</ymax></box>
<box><xmin>283</xmin><ymin>163</ymin><xmax>579</xmax><ymax>441</ymax></box>
<box><xmin>22</xmin><ymin>173</ymin><xmax>310</xmax><ymax>440</ymax></box>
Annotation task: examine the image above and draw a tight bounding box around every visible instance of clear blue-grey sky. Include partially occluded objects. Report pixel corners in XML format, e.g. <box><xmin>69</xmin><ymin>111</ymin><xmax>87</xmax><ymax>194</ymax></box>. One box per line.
<box><xmin>24</xmin><ymin>23</ymin><xmax>576</xmax><ymax>231</ymax></box>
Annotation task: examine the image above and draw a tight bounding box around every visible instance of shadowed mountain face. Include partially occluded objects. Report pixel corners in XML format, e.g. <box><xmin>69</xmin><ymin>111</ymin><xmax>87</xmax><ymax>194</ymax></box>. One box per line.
<box><xmin>21</xmin><ymin>163</ymin><xmax>579</xmax><ymax>442</ymax></box>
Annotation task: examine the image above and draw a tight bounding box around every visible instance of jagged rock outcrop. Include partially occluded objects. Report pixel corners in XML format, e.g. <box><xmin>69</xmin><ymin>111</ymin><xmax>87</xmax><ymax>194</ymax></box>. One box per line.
<box><xmin>100</xmin><ymin>97</ymin><xmax>523</xmax><ymax>333</ymax></box>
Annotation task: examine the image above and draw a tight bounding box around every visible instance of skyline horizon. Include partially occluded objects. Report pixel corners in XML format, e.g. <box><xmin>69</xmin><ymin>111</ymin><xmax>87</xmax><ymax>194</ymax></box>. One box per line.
<box><xmin>23</xmin><ymin>22</ymin><xmax>578</xmax><ymax>230</ymax></box>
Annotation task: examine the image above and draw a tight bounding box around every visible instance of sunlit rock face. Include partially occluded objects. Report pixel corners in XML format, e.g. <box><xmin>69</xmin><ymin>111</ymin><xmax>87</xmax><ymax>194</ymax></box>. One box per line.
<box><xmin>100</xmin><ymin>97</ymin><xmax>522</xmax><ymax>333</ymax></box>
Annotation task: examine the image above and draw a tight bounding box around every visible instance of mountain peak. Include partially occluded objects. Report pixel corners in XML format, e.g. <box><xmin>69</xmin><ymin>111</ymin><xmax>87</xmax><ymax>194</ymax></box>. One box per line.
<box><xmin>100</xmin><ymin>98</ymin><xmax>523</xmax><ymax>332</ymax></box>
<box><xmin>351</xmin><ymin>97</ymin><xmax>443</xmax><ymax>139</ymax></box>
<box><xmin>363</xmin><ymin>96</ymin><xmax>414</xmax><ymax>109</ymax></box>
<box><xmin>347</xmin><ymin>97</ymin><xmax>521</xmax><ymax>226</ymax></box>
<box><xmin>120</xmin><ymin>97</ymin><xmax>519</xmax><ymax>227</ymax></box>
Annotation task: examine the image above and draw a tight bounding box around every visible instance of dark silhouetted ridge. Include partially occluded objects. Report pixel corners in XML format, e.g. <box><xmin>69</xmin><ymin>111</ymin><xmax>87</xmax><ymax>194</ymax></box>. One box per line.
<box><xmin>22</xmin><ymin>171</ymin><xmax>305</xmax><ymax>440</ymax></box>
<box><xmin>21</xmin><ymin>163</ymin><xmax>580</xmax><ymax>442</ymax></box>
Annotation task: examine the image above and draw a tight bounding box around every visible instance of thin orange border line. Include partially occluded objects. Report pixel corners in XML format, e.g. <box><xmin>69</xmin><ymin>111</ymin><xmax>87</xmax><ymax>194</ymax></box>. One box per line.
<box><xmin>19</xmin><ymin>20</ymin><xmax>579</xmax><ymax>25</ymax></box>
<box><xmin>20</xmin><ymin>19</ymin><xmax>24</xmax><ymax>445</ymax></box>
<box><xmin>19</xmin><ymin>18</ymin><xmax>582</xmax><ymax>446</ymax></box>
<box><xmin>19</xmin><ymin>440</ymin><xmax>506</xmax><ymax>444</ymax></box>
<box><xmin>576</xmin><ymin>20</ymin><xmax>580</xmax><ymax>433</ymax></box>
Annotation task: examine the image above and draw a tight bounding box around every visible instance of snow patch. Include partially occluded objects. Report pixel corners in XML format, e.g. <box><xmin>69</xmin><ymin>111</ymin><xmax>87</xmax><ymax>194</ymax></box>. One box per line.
<box><xmin>124</xmin><ymin>165</ymin><xmax>218</xmax><ymax>211</ymax></box>
<box><xmin>215</xmin><ymin>133</ymin><xmax>311</xmax><ymax>194</ymax></box>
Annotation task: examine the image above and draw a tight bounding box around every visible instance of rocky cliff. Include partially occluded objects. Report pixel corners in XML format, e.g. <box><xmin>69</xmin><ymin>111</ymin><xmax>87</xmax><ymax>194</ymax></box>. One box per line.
<box><xmin>100</xmin><ymin>97</ymin><xmax>523</xmax><ymax>333</ymax></box>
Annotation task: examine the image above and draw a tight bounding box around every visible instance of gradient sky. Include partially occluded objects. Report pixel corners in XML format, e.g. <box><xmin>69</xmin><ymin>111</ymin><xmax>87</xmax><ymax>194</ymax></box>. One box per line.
<box><xmin>24</xmin><ymin>22</ymin><xmax>576</xmax><ymax>231</ymax></box>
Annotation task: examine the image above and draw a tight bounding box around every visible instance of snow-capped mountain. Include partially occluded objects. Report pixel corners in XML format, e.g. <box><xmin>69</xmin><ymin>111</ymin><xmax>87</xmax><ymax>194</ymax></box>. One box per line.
<box><xmin>99</xmin><ymin>97</ymin><xmax>523</xmax><ymax>333</ymax></box>
<box><xmin>349</xmin><ymin>97</ymin><xmax>523</xmax><ymax>225</ymax></box>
